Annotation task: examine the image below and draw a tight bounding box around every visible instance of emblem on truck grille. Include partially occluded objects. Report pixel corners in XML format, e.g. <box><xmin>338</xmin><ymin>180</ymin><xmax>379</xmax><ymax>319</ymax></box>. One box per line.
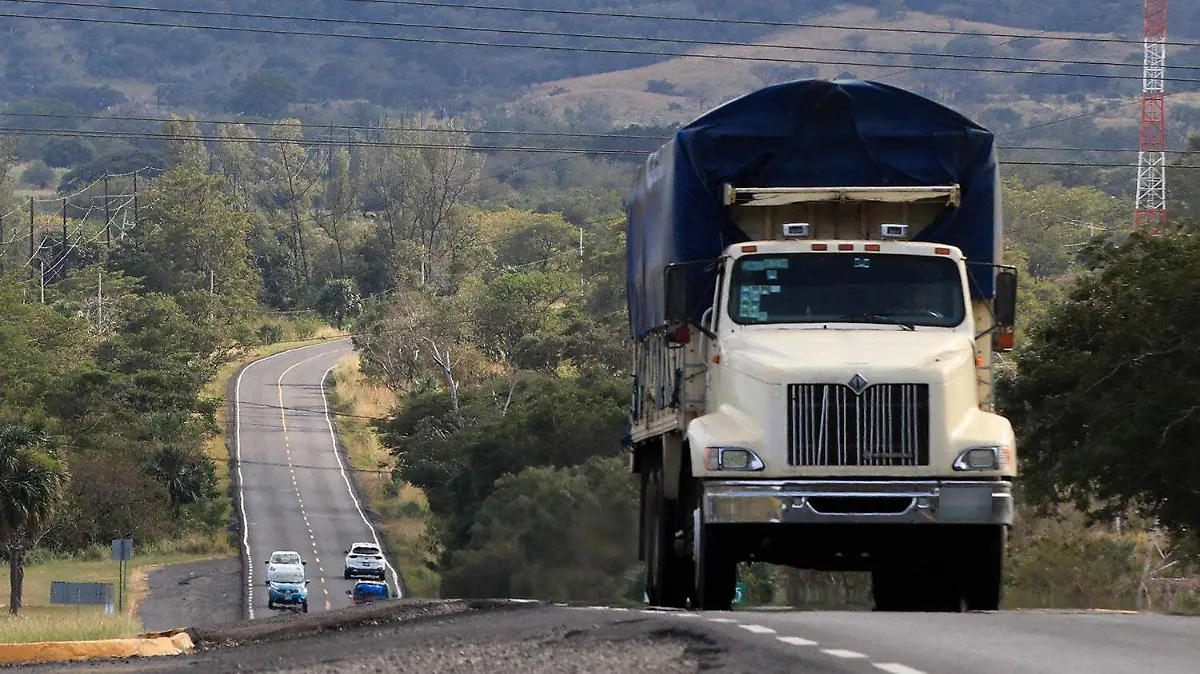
<box><xmin>847</xmin><ymin>373</ymin><xmax>869</xmax><ymax>395</ymax></box>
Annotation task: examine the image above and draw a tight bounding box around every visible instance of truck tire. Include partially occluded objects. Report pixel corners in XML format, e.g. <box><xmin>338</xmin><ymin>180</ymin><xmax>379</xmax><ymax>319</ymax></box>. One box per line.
<box><xmin>962</xmin><ymin>526</ymin><xmax>1006</xmax><ymax>611</ymax></box>
<box><xmin>642</xmin><ymin>464</ymin><xmax>690</xmax><ymax>608</ymax></box>
<box><xmin>690</xmin><ymin>488</ymin><xmax>736</xmax><ymax>611</ymax></box>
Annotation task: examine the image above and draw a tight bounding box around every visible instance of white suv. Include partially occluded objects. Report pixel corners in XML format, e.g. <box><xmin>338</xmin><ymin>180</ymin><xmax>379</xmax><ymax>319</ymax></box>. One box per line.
<box><xmin>343</xmin><ymin>542</ymin><xmax>386</xmax><ymax>580</ymax></box>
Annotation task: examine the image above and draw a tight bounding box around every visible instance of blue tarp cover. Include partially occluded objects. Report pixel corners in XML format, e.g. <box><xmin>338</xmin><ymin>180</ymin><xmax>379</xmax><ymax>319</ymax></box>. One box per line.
<box><xmin>625</xmin><ymin>79</ymin><xmax>1001</xmax><ymax>338</ymax></box>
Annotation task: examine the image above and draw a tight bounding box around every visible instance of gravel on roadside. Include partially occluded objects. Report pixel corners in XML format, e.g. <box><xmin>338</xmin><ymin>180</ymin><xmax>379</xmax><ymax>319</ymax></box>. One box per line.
<box><xmin>138</xmin><ymin>558</ymin><xmax>242</xmax><ymax>633</ymax></box>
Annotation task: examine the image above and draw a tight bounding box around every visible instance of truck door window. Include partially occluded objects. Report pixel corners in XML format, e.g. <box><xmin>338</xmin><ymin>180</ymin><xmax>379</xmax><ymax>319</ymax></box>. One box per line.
<box><xmin>728</xmin><ymin>253</ymin><xmax>965</xmax><ymax>328</ymax></box>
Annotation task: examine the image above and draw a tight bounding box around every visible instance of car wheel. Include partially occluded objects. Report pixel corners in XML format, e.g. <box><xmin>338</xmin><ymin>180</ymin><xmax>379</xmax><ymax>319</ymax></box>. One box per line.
<box><xmin>302</xmin><ymin>600</ymin><xmax>308</xmax><ymax>613</ymax></box>
<box><xmin>267</xmin><ymin>600</ymin><xmax>274</xmax><ymax>610</ymax></box>
<box><xmin>343</xmin><ymin>569</ymin><xmax>351</xmax><ymax>579</ymax></box>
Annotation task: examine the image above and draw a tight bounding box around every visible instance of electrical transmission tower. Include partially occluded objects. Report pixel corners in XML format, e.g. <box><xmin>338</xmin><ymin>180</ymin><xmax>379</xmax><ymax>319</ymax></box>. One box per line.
<box><xmin>1134</xmin><ymin>0</ymin><xmax>1168</xmax><ymax>234</ymax></box>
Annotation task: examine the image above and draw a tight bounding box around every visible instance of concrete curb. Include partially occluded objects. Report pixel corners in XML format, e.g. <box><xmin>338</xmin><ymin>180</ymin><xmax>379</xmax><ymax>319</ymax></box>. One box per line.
<box><xmin>0</xmin><ymin>630</ymin><xmax>194</xmax><ymax>666</ymax></box>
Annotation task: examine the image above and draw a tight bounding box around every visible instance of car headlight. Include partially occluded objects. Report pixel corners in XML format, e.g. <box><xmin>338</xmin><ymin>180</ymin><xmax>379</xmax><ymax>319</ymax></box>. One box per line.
<box><xmin>952</xmin><ymin>446</ymin><xmax>1012</xmax><ymax>471</ymax></box>
<box><xmin>704</xmin><ymin>447</ymin><xmax>765</xmax><ymax>471</ymax></box>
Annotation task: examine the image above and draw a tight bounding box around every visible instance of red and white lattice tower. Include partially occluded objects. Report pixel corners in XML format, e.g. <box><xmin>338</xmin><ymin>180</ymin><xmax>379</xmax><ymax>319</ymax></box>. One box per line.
<box><xmin>1134</xmin><ymin>0</ymin><xmax>1168</xmax><ymax>234</ymax></box>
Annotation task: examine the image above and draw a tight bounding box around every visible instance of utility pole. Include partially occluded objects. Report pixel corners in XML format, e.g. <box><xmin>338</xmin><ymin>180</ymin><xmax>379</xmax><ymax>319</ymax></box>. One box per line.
<box><xmin>104</xmin><ymin>174</ymin><xmax>111</xmax><ymax>247</ymax></box>
<box><xmin>28</xmin><ymin>197</ymin><xmax>33</xmax><ymax>281</ymax></box>
<box><xmin>1134</xmin><ymin>0</ymin><xmax>1168</xmax><ymax>233</ymax></box>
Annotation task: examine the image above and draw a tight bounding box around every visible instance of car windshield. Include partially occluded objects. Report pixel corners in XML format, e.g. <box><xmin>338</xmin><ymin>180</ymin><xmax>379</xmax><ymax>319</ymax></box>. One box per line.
<box><xmin>271</xmin><ymin>568</ymin><xmax>304</xmax><ymax>584</ymax></box>
<box><xmin>728</xmin><ymin>253</ymin><xmax>966</xmax><ymax>328</ymax></box>
<box><xmin>351</xmin><ymin>545</ymin><xmax>379</xmax><ymax>556</ymax></box>
<box><xmin>271</xmin><ymin>552</ymin><xmax>301</xmax><ymax>564</ymax></box>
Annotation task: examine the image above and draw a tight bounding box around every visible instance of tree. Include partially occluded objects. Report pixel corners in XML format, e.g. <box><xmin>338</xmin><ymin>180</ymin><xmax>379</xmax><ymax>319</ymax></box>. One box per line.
<box><xmin>227</xmin><ymin>69</ymin><xmax>297</xmax><ymax>118</ymax></box>
<box><xmin>442</xmin><ymin>456</ymin><xmax>637</xmax><ymax>601</ymax></box>
<box><xmin>108</xmin><ymin>167</ymin><xmax>261</xmax><ymax>329</ymax></box>
<box><xmin>146</xmin><ymin>446</ymin><xmax>217</xmax><ymax>517</ymax></box>
<box><xmin>42</xmin><ymin>138</ymin><xmax>94</xmax><ymax>168</ymax></box>
<box><xmin>315</xmin><ymin>278</ymin><xmax>361</xmax><ymax>330</ymax></box>
<box><xmin>162</xmin><ymin>117</ymin><xmax>208</xmax><ymax>171</ymax></box>
<box><xmin>313</xmin><ymin>149</ymin><xmax>359</xmax><ymax>279</ymax></box>
<box><xmin>264</xmin><ymin>120</ymin><xmax>321</xmax><ymax>286</ymax></box>
<box><xmin>1001</xmin><ymin>230</ymin><xmax>1200</xmax><ymax>537</ymax></box>
<box><xmin>0</xmin><ymin>423</ymin><xmax>68</xmax><ymax>614</ymax></box>
<box><xmin>20</xmin><ymin>160</ymin><xmax>54</xmax><ymax>189</ymax></box>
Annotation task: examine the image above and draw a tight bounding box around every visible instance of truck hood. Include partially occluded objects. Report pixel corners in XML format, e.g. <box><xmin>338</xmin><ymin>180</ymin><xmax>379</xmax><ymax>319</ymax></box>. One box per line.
<box><xmin>722</xmin><ymin>329</ymin><xmax>975</xmax><ymax>385</ymax></box>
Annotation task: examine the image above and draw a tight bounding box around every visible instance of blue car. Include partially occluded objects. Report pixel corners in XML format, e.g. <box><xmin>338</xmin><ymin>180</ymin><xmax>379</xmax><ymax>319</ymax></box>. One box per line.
<box><xmin>347</xmin><ymin>580</ymin><xmax>389</xmax><ymax>605</ymax></box>
<box><xmin>266</xmin><ymin>566</ymin><xmax>309</xmax><ymax>612</ymax></box>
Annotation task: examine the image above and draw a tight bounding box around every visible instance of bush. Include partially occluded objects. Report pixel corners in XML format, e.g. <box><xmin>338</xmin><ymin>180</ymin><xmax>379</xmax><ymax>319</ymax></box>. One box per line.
<box><xmin>20</xmin><ymin>160</ymin><xmax>55</xmax><ymax>189</ymax></box>
<box><xmin>42</xmin><ymin>138</ymin><xmax>95</xmax><ymax>168</ymax></box>
<box><xmin>257</xmin><ymin>321</ymin><xmax>286</xmax><ymax>345</ymax></box>
<box><xmin>645</xmin><ymin>79</ymin><xmax>678</xmax><ymax>95</ymax></box>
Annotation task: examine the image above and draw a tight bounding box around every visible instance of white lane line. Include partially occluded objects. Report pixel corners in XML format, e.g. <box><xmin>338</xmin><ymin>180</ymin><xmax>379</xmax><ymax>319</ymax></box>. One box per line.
<box><xmin>777</xmin><ymin>636</ymin><xmax>819</xmax><ymax>646</ymax></box>
<box><xmin>873</xmin><ymin>665</ymin><xmax>927</xmax><ymax>674</ymax></box>
<box><xmin>707</xmin><ymin>617</ymin><xmax>738</xmax><ymax>623</ymax></box>
<box><xmin>739</xmin><ymin>624</ymin><xmax>777</xmax><ymax>635</ymax></box>
<box><xmin>319</xmin><ymin>364</ymin><xmax>402</xmax><ymax>598</ymax></box>
<box><xmin>823</xmin><ymin>649</ymin><xmax>868</xmax><ymax>659</ymax></box>
<box><xmin>234</xmin><ymin>340</ymin><xmax>348</xmax><ymax>621</ymax></box>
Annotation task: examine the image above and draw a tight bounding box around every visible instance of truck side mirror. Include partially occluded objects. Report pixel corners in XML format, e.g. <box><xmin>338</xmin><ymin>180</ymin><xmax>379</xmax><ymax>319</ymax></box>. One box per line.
<box><xmin>992</xmin><ymin>269</ymin><xmax>1017</xmax><ymax>351</ymax></box>
<box><xmin>664</xmin><ymin>264</ymin><xmax>688</xmax><ymax>324</ymax></box>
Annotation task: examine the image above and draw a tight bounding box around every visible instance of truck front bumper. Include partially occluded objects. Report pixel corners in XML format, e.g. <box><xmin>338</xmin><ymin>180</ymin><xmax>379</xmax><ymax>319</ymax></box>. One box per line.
<box><xmin>703</xmin><ymin>479</ymin><xmax>1013</xmax><ymax>526</ymax></box>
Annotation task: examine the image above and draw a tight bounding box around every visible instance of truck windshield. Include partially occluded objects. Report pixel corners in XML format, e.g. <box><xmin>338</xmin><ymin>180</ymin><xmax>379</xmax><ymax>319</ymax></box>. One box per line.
<box><xmin>728</xmin><ymin>253</ymin><xmax>965</xmax><ymax>328</ymax></box>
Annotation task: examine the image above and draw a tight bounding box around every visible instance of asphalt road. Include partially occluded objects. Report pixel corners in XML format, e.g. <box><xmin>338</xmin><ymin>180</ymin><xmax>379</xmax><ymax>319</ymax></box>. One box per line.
<box><xmin>21</xmin><ymin>601</ymin><xmax>1200</xmax><ymax>673</ymax></box>
<box><xmin>234</xmin><ymin>340</ymin><xmax>399</xmax><ymax>619</ymax></box>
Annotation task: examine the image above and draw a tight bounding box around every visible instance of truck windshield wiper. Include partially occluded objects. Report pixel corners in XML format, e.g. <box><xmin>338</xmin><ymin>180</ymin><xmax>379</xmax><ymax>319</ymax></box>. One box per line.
<box><xmin>845</xmin><ymin>314</ymin><xmax>916</xmax><ymax>331</ymax></box>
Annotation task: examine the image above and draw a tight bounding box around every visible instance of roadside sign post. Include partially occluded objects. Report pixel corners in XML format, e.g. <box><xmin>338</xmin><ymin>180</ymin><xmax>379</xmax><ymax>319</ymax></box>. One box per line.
<box><xmin>111</xmin><ymin>538</ymin><xmax>133</xmax><ymax>613</ymax></box>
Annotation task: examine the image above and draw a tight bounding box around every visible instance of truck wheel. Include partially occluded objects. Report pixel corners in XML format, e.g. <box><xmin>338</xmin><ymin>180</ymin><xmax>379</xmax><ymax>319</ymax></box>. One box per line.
<box><xmin>642</xmin><ymin>465</ymin><xmax>690</xmax><ymax>608</ymax></box>
<box><xmin>962</xmin><ymin>526</ymin><xmax>1006</xmax><ymax>611</ymax></box>
<box><xmin>691</xmin><ymin>492</ymin><xmax>736</xmax><ymax>611</ymax></box>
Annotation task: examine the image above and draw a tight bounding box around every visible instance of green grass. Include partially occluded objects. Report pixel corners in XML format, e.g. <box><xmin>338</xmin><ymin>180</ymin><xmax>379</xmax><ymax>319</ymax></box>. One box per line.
<box><xmin>0</xmin><ymin>550</ymin><xmax>230</xmax><ymax>643</ymax></box>
<box><xmin>328</xmin><ymin>355</ymin><xmax>440</xmax><ymax>597</ymax></box>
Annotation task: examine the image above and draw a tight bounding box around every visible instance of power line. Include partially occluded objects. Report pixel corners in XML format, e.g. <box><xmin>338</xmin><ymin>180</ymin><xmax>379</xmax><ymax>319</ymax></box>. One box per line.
<box><xmin>10</xmin><ymin>0</ymin><xmax>1197</xmax><ymax>73</ymax></box>
<box><xmin>293</xmin><ymin>0</ymin><xmax>1200</xmax><ymax>49</ymax></box>
<box><xmin>872</xmin><ymin>2</ymin><xmax>1143</xmax><ymax>82</ymax></box>
<box><xmin>1</xmin><ymin>9</ymin><xmax>1197</xmax><ymax>84</ymax></box>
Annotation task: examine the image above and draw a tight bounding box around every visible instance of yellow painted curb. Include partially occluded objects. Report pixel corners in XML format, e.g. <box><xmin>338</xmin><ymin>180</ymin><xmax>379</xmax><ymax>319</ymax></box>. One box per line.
<box><xmin>0</xmin><ymin>632</ymin><xmax>194</xmax><ymax>666</ymax></box>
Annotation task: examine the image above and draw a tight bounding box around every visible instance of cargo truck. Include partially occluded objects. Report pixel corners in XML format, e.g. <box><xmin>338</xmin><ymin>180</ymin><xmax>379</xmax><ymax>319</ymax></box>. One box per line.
<box><xmin>626</xmin><ymin>80</ymin><xmax>1018</xmax><ymax>612</ymax></box>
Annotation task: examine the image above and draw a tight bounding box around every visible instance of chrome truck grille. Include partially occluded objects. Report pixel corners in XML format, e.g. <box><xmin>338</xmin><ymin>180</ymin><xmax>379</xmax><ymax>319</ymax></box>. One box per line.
<box><xmin>786</xmin><ymin>383</ymin><xmax>930</xmax><ymax>467</ymax></box>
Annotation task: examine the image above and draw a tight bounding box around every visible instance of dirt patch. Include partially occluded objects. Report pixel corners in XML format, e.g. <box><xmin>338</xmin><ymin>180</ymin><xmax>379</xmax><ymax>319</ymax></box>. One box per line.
<box><xmin>138</xmin><ymin>559</ymin><xmax>241</xmax><ymax>633</ymax></box>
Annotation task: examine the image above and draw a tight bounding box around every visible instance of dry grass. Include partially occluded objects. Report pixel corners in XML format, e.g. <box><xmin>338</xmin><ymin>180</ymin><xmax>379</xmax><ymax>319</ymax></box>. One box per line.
<box><xmin>328</xmin><ymin>355</ymin><xmax>439</xmax><ymax>597</ymax></box>
<box><xmin>0</xmin><ymin>550</ymin><xmax>229</xmax><ymax>643</ymax></box>
<box><xmin>516</xmin><ymin>6</ymin><xmax>1144</xmax><ymax>127</ymax></box>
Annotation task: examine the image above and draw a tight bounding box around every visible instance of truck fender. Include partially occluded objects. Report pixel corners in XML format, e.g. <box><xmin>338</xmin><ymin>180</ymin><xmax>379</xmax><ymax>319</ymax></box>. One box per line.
<box><xmin>686</xmin><ymin>406</ymin><xmax>762</xmax><ymax>476</ymax></box>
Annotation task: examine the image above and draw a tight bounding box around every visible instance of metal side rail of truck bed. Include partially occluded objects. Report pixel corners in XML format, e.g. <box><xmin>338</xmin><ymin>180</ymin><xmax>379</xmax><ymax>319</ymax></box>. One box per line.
<box><xmin>702</xmin><ymin>479</ymin><xmax>1013</xmax><ymax>526</ymax></box>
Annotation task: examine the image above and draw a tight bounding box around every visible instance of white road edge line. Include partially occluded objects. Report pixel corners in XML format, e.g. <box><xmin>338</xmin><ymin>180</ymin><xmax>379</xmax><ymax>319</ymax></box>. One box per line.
<box><xmin>739</xmin><ymin>624</ymin><xmax>776</xmax><ymax>635</ymax></box>
<box><xmin>822</xmin><ymin>649</ymin><xmax>868</xmax><ymax>659</ymax></box>
<box><xmin>319</xmin><ymin>364</ymin><xmax>402</xmax><ymax>598</ymax></box>
<box><xmin>234</xmin><ymin>340</ymin><xmax>350</xmax><ymax>621</ymax></box>
<box><xmin>777</xmin><ymin>636</ymin><xmax>818</xmax><ymax>646</ymax></box>
<box><xmin>873</xmin><ymin>665</ymin><xmax>928</xmax><ymax>674</ymax></box>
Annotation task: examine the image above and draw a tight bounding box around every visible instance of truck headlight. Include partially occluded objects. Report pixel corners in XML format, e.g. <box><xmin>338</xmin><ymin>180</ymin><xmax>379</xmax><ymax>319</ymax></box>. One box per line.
<box><xmin>952</xmin><ymin>446</ymin><xmax>1011</xmax><ymax>471</ymax></box>
<box><xmin>704</xmin><ymin>447</ymin><xmax>765</xmax><ymax>471</ymax></box>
